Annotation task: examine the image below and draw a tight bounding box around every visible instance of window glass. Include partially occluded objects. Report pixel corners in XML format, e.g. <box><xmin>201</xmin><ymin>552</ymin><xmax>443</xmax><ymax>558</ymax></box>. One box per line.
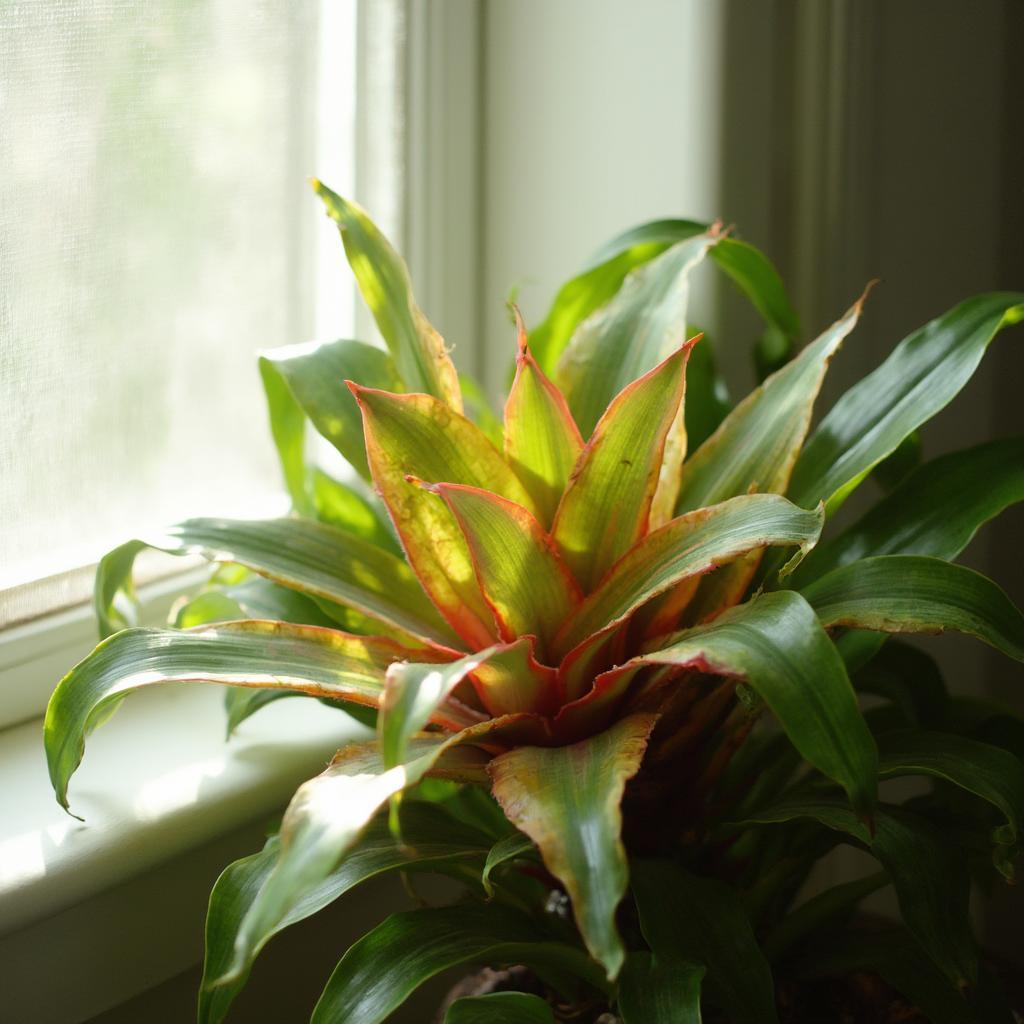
<box><xmin>0</xmin><ymin>0</ymin><xmax>357</xmax><ymax>627</ymax></box>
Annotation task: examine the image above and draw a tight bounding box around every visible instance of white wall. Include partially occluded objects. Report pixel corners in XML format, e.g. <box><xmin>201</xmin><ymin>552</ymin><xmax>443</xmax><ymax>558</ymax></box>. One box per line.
<box><xmin>479</xmin><ymin>0</ymin><xmax>730</xmax><ymax>394</ymax></box>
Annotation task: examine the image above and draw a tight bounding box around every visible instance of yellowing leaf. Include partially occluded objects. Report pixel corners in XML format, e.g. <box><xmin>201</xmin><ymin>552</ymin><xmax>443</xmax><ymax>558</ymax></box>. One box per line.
<box><xmin>352</xmin><ymin>386</ymin><xmax>539</xmax><ymax>648</ymax></box>
<box><xmin>488</xmin><ymin>714</ymin><xmax>658</xmax><ymax>980</ymax></box>
<box><xmin>554</xmin><ymin>494</ymin><xmax>824</xmax><ymax>670</ymax></box>
<box><xmin>552</xmin><ymin>342</ymin><xmax>695</xmax><ymax>592</ymax></box>
<box><xmin>503</xmin><ymin>311</ymin><xmax>584</xmax><ymax>527</ymax></box>
<box><xmin>313</xmin><ymin>180</ymin><xmax>462</xmax><ymax>411</ymax></box>
<box><xmin>430</xmin><ymin>482</ymin><xmax>582</xmax><ymax>661</ymax></box>
<box><xmin>468</xmin><ymin>636</ymin><xmax>560</xmax><ymax>718</ymax></box>
<box><xmin>45</xmin><ymin>622</ymin><xmax>439</xmax><ymax>813</ymax></box>
<box><xmin>557</xmin><ymin>592</ymin><xmax>877</xmax><ymax>820</ymax></box>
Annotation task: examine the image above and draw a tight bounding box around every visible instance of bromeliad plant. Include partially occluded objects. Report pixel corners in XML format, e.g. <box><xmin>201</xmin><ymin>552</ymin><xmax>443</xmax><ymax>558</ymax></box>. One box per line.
<box><xmin>46</xmin><ymin>181</ymin><xmax>1024</xmax><ymax>1023</ymax></box>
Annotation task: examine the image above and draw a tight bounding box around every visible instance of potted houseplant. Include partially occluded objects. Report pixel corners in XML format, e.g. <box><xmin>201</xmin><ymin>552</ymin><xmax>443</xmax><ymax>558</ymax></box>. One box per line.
<box><xmin>45</xmin><ymin>181</ymin><xmax>1024</xmax><ymax>1023</ymax></box>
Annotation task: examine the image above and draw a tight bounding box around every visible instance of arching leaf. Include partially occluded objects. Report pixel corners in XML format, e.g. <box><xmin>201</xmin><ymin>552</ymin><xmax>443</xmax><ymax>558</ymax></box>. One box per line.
<box><xmin>737</xmin><ymin>798</ymin><xmax>977</xmax><ymax>985</ymax></box>
<box><xmin>794</xmin><ymin>436</ymin><xmax>1024</xmax><ymax>585</ymax></box>
<box><xmin>879</xmin><ymin>729</ymin><xmax>1024</xmax><ymax>877</ymax></box>
<box><xmin>558</xmin><ymin>592</ymin><xmax>877</xmax><ymax>818</ymax></box>
<box><xmin>555</xmin><ymin>494</ymin><xmax>823</xmax><ymax>662</ymax></box>
<box><xmin>789</xmin><ymin>292</ymin><xmax>1024</xmax><ymax>514</ymax></box>
<box><xmin>556</xmin><ymin>231</ymin><xmax>718</xmax><ymax>438</ymax></box>
<box><xmin>260</xmin><ymin>338</ymin><xmax>402</xmax><ymax>485</ymax></box>
<box><xmin>488</xmin><ymin>714</ymin><xmax>658</xmax><ymax>979</ymax></box>
<box><xmin>313</xmin><ymin>180</ymin><xmax>462</xmax><ymax>410</ymax></box>
<box><xmin>617</xmin><ymin>953</ymin><xmax>704</xmax><ymax>1024</ymax></box>
<box><xmin>312</xmin><ymin>904</ymin><xmax>606</xmax><ymax>1024</ymax></box>
<box><xmin>632</xmin><ymin>859</ymin><xmax>777</xmax><ymax>1024</ymax></box>
<box><xmin>45</xmin><ymin>622</ymin><xmax>431</xmax><ymax>813</ymax></box>
<box><xmin>198</xmin><ymin>802</ymin><xmax>493</xmax><ymax>1024</ymax></box>
<box><xmin>94</xmin><ymin>517</ymin><xmax>457</xmax><ymax>647</ymax></box>
<box><xmin>802</xmin><ymin>555</ymin><xmax>1024</xmax><ymax>662</ymax></box>
<box><xmin>676</xmin><ymin>291</ymin><xmax>864</xmax><ymax>513</ymax></box>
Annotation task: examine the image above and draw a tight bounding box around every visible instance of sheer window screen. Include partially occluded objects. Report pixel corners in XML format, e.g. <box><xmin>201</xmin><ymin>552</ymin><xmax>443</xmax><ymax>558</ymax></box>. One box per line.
<box><xmin>0</xmin><ymin>0</ymin><xmax>362</xmax><ymax>629</ymax></box>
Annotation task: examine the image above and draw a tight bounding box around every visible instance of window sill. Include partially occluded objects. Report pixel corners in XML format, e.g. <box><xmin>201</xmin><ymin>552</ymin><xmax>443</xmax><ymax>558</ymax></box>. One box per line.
<box><xmin>0</xmin><ymin>686</ymin><xmax>367</xmax><ymax>1021</ymax></box>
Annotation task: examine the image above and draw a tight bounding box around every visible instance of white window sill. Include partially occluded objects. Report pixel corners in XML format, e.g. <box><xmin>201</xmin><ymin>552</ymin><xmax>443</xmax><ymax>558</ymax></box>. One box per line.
<box><xmin>0</xmin><ymin>685</ymin><xmax>368</xmax><ymax>1022</ymax></box>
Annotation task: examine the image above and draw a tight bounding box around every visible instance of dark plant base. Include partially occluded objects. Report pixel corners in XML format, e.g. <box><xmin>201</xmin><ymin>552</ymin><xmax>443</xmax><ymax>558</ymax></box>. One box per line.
<box><xmin>438</xmin><ymin>964</ymin><xmax>1024</xmax><ymax>1024</ymax></box>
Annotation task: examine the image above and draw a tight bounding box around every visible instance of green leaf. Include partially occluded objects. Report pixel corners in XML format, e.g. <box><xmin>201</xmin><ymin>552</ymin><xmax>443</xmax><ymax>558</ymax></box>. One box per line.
<box><xmin>431</xmin><ymin>483</ymin><xmax>582</xmax><ymax>660</ymax></box>
<box><xmin>260</xmin><ymin>338</ymin><xmax>403</xmax><ymax>485</ymax></box>
<box><xmin>94</xmin><ymin>517</ymin><xmax>458</xmax><ymax>647</ymax></box>
<box><xmin>683</xmin><ymin>326</ymin><xmax>732</xmax><ymax>450</ymax></box>
<box><xmin>632</xmin><ymin>859</ymin><xmax>777</xmax><ymax>1024</ymax></box>
<box><xmin>445</xmin><ymin>993</ymin><xmax>556</xmax><ymax>1024</ymax></box>
<box><xmin>308</xmin><ymin>470</ymin><xmax>401</xmax><ymax>555</ymax></box>
<box><xmin>313</xmin><ymin>180</ymin><xmax>462</xmax><ymax>410</ymax></box>
<box><xmin>555</xmin><ymin>494</ymin><xmax>824</xmax><ymax>662</ymax></box>
<box><xmin>170</xmin><ymin>577</ymin><xmax>365</xmax><ymax>735</ymax></box>
<box><xmin>788</xmin><ymin>292</ymin><xmax>1024</xmax><ymax>513</ymax></box>
<box><xmin>555</xmin><ymin>231</ymin><xmax>718</xmax><ymax>438</ymax></box>
<box><xmin>794</xmin><ymin>436</ymin><xmax>1024</xmax><ymax>585</ymax></box>
<box><xmin>560</xmin><ymin>592</ymin><xmax>878</xmax><ymax>819</ymax></box>
<box><xmin>460</xmin><ymin>371</ymin><xmax>504</xmax><ymax>448</ymax></box>
<box><xmin>851</xmin><ymin>641</ymin><xmax>948</xmax><ymax>728</ymax></box>
<box><xmin>738</xmin><ymin>798</ymin><xmax>977</xmax><ymax>985</ymax></box>
<box><xmin>468</xmin><ymin>638</ymin><xmax>560</xmax><ymax>717</ymax></box>
<box><xmin>353</xmin><ymin>385</ymin><xmax>538</xmax><ymax>648</ymax></box>
<box><xmin>551</xmin><ymin>343</ymin><xmax>693</xmax><ymax>591</ymax></box>
<box><xmin>44</xmin><ymin>621</ymin><xmax>427</xmax><ymax>813</ymax></box>
<box><xmin>676</xmin><ymin>292</ymin><xmax>864</xmax><ymax>513</ymax></box>
<box><xmin>223</xmin><ymin>735</ymin><xmax>467</xmax><ymax>986</ymax></box>
<box><xmin>221</xmin><ymin>576</ymin><xmax>340</xmax><ymax>627</ymax></box>
<box><xmin>761</xmin><ymin>872</ymin><xmax>888</xmax><ymax>963</ymax></box>
<box><xmin>481</xmin><ymin>832</ymin><xmax>536</xmax><ymax>897</ymax></box>
<box><xmin>529</xmin><ymin>218</ymin><xmax>706</xmax><ymax>374</ymax></box>
<box><xmin>488</xmin><ymin>714</ymin><xmax>658</xmax><ymax>979</ymax></box>
<box><xmin>503</xmin><ymin>313</ymin><xmax>584</xmax><ymax>526</ymax></box>
<box><xmin>617</xmin><ymin>953</ymin><xmax>704</xmax><ymax>1024</ymax></box>
<box><xmin>379</xmin><ymin>644</ymin><xmax>519</xmax><ymax>770</ymax></box>
<box><xmin>311</xmin><ymin>904</ymin><xmax>606</xmax><ymax>1024</ymax></box>
<box><xmin>802</xmin><ymin>555</ymin><xmax>1024</xmax><ymax>662</ymax></box>
<box><xmin>199</xmin><ymin>802</ymin><xmax>493</xmax><ymax>1024</ymax></box>
<box><xmin>529</xmin><ymin>220</ymin><xmax>799</xmax><ymax>384</ymax></box>
<box><xmin>711</xmin><ymin>237</ymin><xmax>801</xmax><ymax>378</ymax></box>
<box><xmin>879</xmin><ymin>729</ymin><xmax>1024</xmax><ymax>876</ymax></box>
<box><xmin>797</xmin><ymin>929</ymin><xmax>982</xmax><ymax>1024</ymax></box>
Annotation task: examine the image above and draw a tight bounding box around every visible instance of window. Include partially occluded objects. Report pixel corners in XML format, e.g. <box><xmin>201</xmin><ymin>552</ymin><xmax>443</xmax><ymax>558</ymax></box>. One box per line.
<box><xmin>0</xmin><ymin>0</ymin><xmax>360</xmax><ymax>633</ymax></box>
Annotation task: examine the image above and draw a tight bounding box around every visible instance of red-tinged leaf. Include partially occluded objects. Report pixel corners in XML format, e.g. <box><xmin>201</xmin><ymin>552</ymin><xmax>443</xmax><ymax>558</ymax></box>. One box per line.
<box><xmin>352</xmin><ymin>386</ymin><xmax>540</xmax><ymax>648</ymax></box>
<box><xmin>313</xmin><ymin>180</ymin><xmax>462</xmax><ymax>411</ymax></box>
<box><xmin>95</xmin><ymin>519</ymin><xmax>458</xmax><ymax>648</ymax></box>
<box><xmin>504</xmin><ymin>311</ymin><xmax>584</xmax><ymax>527</ymax></box>
<box><xmin>554</xmin><ymin>494</ymin><xmax>824</xmax><ymax>663</ymax></box>
<box><xmin>556</xmin><ymin>592</ymin><xmax>878</xmax><ymax>821</ymax></box>
<box><xmin>469</xmin><ymin>636</ymin><xmax>561</xmax><ymax>717</ymax></box>
<box><xmin>551</xmin><ymin>341</ymin><xmax>696</xmax><ymax>592</ymax></box>
<box><xmin>488</xmin><ymin>714</ymin><xmax>658</xmax><ymax>979</ymax></box>
<box><xmin>222</xmin><ymin>713</ymin><xmax>562</xmax><ymax>991</ymax></box>
<box><xmin>429</xmin><ymin>482</ymin><xmax>582</xmax><ymax>661</ymax></box>
<box><xmin>381</xmin><ymin>643</ymin><xmax>536</xmax><ymax>770</ymax></box>
<box><xmin>45</xmin><ymin>621</ymin><xmax>446</xmax><ymax>814</ymax></box>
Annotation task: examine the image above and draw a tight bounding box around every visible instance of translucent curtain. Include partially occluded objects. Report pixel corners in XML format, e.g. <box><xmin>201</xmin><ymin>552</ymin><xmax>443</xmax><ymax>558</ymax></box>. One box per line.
<box><xmin>0</xmin><ymin>0</ymin><xmax>364</xmax><ymax>627</ymax></box>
